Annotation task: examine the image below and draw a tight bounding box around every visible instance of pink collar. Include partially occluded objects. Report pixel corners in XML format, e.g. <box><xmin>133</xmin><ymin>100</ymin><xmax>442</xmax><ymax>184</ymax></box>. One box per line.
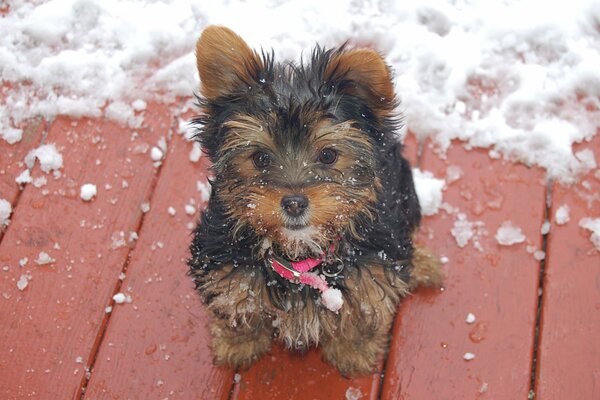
<box><xmin>268</xmin><ymin>249</ymin><xmax>344</xmax><ymax>312</ymax></box>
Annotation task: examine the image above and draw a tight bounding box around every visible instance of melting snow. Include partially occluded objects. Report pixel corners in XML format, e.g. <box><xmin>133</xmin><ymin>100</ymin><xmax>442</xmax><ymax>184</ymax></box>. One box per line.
<box><xmin>25</xmin><ymin>144</ymin><xmax>63</xmax><ymax>173</ymax></box>
<box><xmin>413</xmin><ymin>168</ymin><xmax>445</xmax><ymax>216</ymax></box>
<box><xmin>0</xmin><ymin>1</ymin><xmax>598</xmax><ymax>183</ymax></box>
<box><xmin>579</xmin><ymin>218</ymin><xmax>600</xmax><ymax>250</ymax></box>
<box><xmin>0</xmin><ymin>199</ymin><xmax>11</xmax><ymax>227</ymax></box>
<box><xmin>555</xmin><ymin>204</ymin><xmax>570</xmax><ymax>225</ymax></box>
<box><xmin>495</xmin><ymin>221</ymin><xmax>526</xmax><ymax>246</ymax></box>
<box><xmin>80</xmin><ymin>184</ymin><xmax>97</xmax><ymax>201</ymax></box>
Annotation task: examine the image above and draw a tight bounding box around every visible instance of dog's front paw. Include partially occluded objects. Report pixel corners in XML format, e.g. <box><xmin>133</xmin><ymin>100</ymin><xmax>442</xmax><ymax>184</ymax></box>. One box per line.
<box><xmin>210</xmin><ymin>320</ymin><xmax>271</xmax><ymax>369</ymax></box>
<box><xmin>322</xmin><ymin>337</ymin><xmax>382</xmax><ymax>376</ymax></box>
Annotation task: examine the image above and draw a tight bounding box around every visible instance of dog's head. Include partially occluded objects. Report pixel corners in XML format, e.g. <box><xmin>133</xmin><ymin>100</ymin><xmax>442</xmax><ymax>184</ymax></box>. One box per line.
<box><xmin>194</xmin><ymin>26</ymin><xmax>399</xmax><ymax>259</ymax></box>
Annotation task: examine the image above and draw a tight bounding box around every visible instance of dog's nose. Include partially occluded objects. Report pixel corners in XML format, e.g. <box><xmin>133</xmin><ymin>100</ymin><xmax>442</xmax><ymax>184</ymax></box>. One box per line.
<box><xmin>281</xmin><ymin>195</ymin><xmax>309</xmax><ymax>217</ymax></box>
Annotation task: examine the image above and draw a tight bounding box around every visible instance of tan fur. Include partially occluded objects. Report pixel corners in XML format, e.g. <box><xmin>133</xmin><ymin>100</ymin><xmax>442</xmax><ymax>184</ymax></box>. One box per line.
<box><xmin>194</xmin><ymin>257</ymin><xmax>435</xmax><ymax>375</ymax></box>
<box><xmin>325</xmin><ymin>49</ymin><xmax>395</xmax><ymax>116</ymax></box>
<box><xmin>196</xmin><ymin>26</ymin><xmax>262</xmax><ymax>99</ymax></box>
<box><xmin>409</xmin><ymin>244</ymin><xmax>444</xmax><ymax>289</ymax></box>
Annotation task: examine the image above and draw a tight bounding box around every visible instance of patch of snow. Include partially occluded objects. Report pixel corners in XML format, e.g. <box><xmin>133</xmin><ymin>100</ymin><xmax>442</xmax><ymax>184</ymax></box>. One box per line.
<box><xmin>465</xmin><ymin>313</ymin><xmax>476</xmax><ymax>324</ymax></box>
<box><xmin>196</xmin><ymin>180</ymin><xmax>211</xmax><ymax>203</ymax></box>
<box><xmin>141</xmin><ymin>202</ymin><xmax>151</xmax><ymax>213</ymax></box>
<box><xmin>579</xmin><ymin>218</ymin><xmax>600</xmax><ymax>250</ymax></box>
<box><xmin>321</xmin><ymin>288</ymin><xmax>343</xmax><ymax>313</ymax></box>
<box><xmin>189</xmin><ymin>142</ymin><xmax>202</xmax><ymax>162</ymax></box>
<box><xmin>463</xmin><ymin>352</ymin><xmax>476</xmax><ymax>361</ymax></box>
<box><xmin>80</xmin><ymin>184</ymin><xmax>97</xmax><ymax>201</ymax></box>
<box><xmin>0</xmin><ymin>199</ymin><xmax>12</xmax><ymax>227</ymax></box>
<box><xmin>168</xmin><ymin>206</ymin><xmax>176</xmax><ymax>216</ymax></box>
<box><xmin>112</xmin><ymin>293</ymin><xmax>132</xmax><ymax>304</ymax></box>
<box><xmin>555</xmin><ymin>204</ymin><xmax>570</xmax><ymax>225</ymax></box>
<box><xmin>1</xmin><ymin>127</ymin><xmax>23</xmax><ymax>144</ymax></box>
<box><xmin>540</xmin><ymin>220</ymin><xmax>551</xmax><ymax>235</ymax></box>
<box><xmin>345</xmin><ymin>387</ymin><xmax>363</xmax><ymax>400</ymax></box>
<box><xmin>451</xmin><ymin>213</ymin><xmax>474</xmax><ymax>248</ymax></box>
<box><xmin>150</xmin><ymin>146</ymin><xmax>163</xmax><ymax>161</ymax></box>
<box><xmin>0</xmin><ymin>1</ymin><xmax>598</xmax><ymax>184</ymax></box>
<box><xmin>413</xmin><ymin>168</ymin><xmax>445</xmax><ymax>216</ymax></box>
<box><xmin>185</xmin><ymin>204</ymin><xmax>196</xmax><ymax>215</ymax></box>
<box><xmin>25</xmin><ymin>144</ymin><xmax>63</xmax><ymax>173</ymax></box>
<box><xmin>15</xmin><ymin>169</ymin><xmax>32</xmax><ymax>185</ymax></box>
<box><xmin>17</xmin><ymin>275</ymin><xmax>29</xmax><ymax>291</ymax></box>
<box><xmin>35</xmin><ymin>251</ymin><xmax>55</xmax><ymax>265</ymax></box>
<box><xmin>495</xmin><ymin>221</ymin><xmax>526</xmax><ymax>246</ymax></box>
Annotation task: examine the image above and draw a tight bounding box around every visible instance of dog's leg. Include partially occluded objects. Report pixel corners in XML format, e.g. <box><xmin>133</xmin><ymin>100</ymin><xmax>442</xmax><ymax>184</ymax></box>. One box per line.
<box><xmin>408</xmin><ymin>244</ymin><xmax>444</xmax><ymax>289</ymax></box>
<box><xmin>321</xmin><ymin>305</ymin><xmax>395</xmax><ymax>376</ymax></box>
<box><xmin>209</xmin><ymin>316</ymin><xmax>272</xmax><ymax>369</ymax></box>
<box><xmin>320</xmin><ymin>265</ymin><xmax>405</xmax><ymax>375</ymax></box>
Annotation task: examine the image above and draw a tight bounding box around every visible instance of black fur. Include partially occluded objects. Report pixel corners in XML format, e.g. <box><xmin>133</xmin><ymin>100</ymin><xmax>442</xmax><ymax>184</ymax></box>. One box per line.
<box><xmin>188</xmin><ymin>46</ymin><xmax>421</xmax><ymax>311</ymax></box>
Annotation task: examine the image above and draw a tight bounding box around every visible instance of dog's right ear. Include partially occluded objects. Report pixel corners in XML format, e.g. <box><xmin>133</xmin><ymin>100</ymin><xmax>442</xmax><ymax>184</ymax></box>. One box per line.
<box><xmin>196</xmin><ymin>26</ymin><xmax>263</xmax><ymax>99</ymax></box>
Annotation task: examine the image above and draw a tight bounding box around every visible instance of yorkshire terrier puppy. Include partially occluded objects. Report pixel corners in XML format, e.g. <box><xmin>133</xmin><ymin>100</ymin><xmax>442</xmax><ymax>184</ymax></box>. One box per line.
<box><xmin>188</xmin><ymin>26</ymin><xmax>442</xmax><ymax>375</ymax></box>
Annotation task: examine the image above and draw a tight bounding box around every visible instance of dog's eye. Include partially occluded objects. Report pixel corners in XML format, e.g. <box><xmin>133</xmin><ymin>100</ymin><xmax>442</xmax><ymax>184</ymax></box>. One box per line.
<box><xmin>252</xmin><ymin>151</ymin><xmax>271</xmax><ymax>169</ymax></box>
<box><xmin>318</xmin><ymin>148</ymin><xmax>338</xmax><ymax>165</ymax></box>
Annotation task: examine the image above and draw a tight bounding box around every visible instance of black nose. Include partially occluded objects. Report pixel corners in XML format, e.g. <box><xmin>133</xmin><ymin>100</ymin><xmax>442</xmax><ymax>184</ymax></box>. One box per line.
<box><xmin>281</xmin><ymin>195</ymin><xmax>309</xmax><ymax>217</ymax></box>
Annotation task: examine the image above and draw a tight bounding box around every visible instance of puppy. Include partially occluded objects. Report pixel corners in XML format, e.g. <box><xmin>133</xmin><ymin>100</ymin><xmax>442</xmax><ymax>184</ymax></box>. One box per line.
<box><xmin>188</xmin><ymin>26</ymin><xmax>442</xmax><ymax>375</ymax></box>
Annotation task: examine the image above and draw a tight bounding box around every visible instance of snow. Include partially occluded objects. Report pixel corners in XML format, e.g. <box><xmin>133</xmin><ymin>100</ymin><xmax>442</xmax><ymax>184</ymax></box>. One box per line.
<box><xmin>80</xmin><ymin>184</ymin><xmax>97</xmax><ymax>201</ymax></box>
<box><xmin>35</xmin><ymin>251</ymin><xmax>55</xmax><ymax>265</ymax></box>
<box><xmin>112</xmin><ymin>292</ymin><xmax>132</xmax><ymax>304</ymax></box>
<box><xmin>451</xmin><ymin>213</ymin><xmax>474</xmax><ymax>248</ymax></box>
<box><xmin>150</xmin><ymin>147</ymin><xmax>163</xmax><ymax>161</ymax></box>
<box><xmin>345</xmin><ymin>387</ymin><xmax>363</xmax><ymax>400</ymax></box>
<box><xmin>16</xmin><ymin>275</ymin><xmax>29</xmax><ymax>291</ymax></box>
<box><xmin>25</xmin><ymin>144</ymin><xmax>63</xmax><ymax>173</ymax></box>
<box><xmin>0</xmin><ymin>199</ymin><xmax>11</xmax><ymax>227</ymax></box>
<box><xmin>463</xmin><ymin>352</ymin><xmax>476</xmax><ymax>361</ymax></box>
<box><xmin>495</xmin><ymin>221</ymin><xmax>526</xmax><ymax>246</ymax></box>
<box><xmin>189</xmin><ymin>142</ymin><xmax>202</xmax><ymax>162</ymax></box>
<box><xmin>1</xmin><ymin>1</ymin><xmax>598</xmax><ymax>183</ymax></box>
<box><xmin>413</xmin><ymin>168</ymin><xmax>445</xmax><ymax>216</ymax></box>
<box><xmin>15</xmin><ymin>169</ymin><xmax>32</xmax><ymax>185</ymax></box>
<box><xmin>555</xmin><ymin>204</ymin><xmax>570</xmax><ymax>225</ymax></box>
<box><xmin>579</xmin><ymin>218</ymin><xmax>600</xmax><ymax>250</ymax></box>
<box><xmin>321</xmin><ymin>288</ymin><xmax>343</xmax><ymax>313</ymax></box>
<box><xmin>1</xmin><ymin>127</ymin><xmax>23</xmax><ymax>144</ymax></box>
<box><xmin>465</xmin><ymin>313</ymin><xmax>476</xmax><ymax>324</ymax></box>
<box><xmin>540</xmin><ymin>221</ymin><xmax>551</xmax><ymax>235</ymax></box>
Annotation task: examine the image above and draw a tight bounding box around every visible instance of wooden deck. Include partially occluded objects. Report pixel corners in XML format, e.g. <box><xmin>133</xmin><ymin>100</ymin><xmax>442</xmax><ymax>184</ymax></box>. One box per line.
<box><xmin>1</xmin><ymin>100</ymin><xmax>598</xmax><ymax>400</ymax></box>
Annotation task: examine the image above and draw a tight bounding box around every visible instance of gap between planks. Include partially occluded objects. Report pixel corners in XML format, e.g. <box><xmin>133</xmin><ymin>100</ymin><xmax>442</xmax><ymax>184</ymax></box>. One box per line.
<box><xmin>527</xmin><ymin>180</ymin><xmax>553</xmax><ymax>400</ymax></box>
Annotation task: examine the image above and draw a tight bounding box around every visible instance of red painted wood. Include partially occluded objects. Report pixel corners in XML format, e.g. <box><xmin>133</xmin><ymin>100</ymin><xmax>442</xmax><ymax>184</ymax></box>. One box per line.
<box><xmin>0</xmin><ymin>105</ymin><xmax>168</xmax><ymax>399</ymax></box>
<box><xmin>85</xmin><ymin>123</ymin><xmax>233</xmax><ymax>400</ymax></box>
<box><xmin>233</xmin><ymin>344</ymin><xmax>380</xmax><ymax>400</ymax></box>
<box><xmin>535</xmin><ymin>134</ymin><xmax>600</xmax><ymax>399</ymax></box>
<box><xmin>382</xmin><ymin>141</ymin><xmax>546</xmax><ymax>399</ymax></box>
<box><xmin>0</xmin><ymin>117</ymin><xmax>45</xmax><ymax>204</ymax></box>
<box><xmin>230</xmin><ymin>134</ymin><xmax>420</xmax><ymax>400</ymax></box>
<box><xmin>0</xmin><ymin>118</ymin><xmax>45</xmax><ymax>245</ymax></box>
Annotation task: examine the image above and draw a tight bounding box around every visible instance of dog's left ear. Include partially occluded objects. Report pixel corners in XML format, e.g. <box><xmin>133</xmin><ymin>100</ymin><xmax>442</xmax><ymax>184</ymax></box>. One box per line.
<box><xmin>326</xmin><ymin>49</ymin><xmax>395</xmax><ymax>115</ymax></box>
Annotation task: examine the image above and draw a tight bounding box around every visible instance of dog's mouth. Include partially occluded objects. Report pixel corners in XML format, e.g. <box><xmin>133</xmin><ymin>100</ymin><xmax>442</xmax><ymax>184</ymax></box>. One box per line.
<box><xmin>282</xmin><ymin>214</ymin><xmax>310</xmax><ymax>231</ymax></box>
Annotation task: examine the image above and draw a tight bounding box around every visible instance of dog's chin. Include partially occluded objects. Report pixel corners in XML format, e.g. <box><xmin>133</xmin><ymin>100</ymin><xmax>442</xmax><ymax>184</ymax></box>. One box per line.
<box><xmin>260</xmin><ymin>226</ymin><xmax>326</xmax><ymax>260</ymax></box>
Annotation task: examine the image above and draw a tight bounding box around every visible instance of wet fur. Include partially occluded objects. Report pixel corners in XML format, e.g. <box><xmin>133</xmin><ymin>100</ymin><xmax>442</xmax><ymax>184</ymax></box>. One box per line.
<box><xmin>188</xmin><ymin>26</ymin><xmax>442</xmax><ymax>375</ymax></box>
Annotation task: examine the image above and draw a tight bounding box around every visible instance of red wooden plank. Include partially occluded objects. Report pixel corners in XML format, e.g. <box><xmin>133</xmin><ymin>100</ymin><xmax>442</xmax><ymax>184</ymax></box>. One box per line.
<box><xmin>0</xmin><ymin>117</ymin><xmax>45</xmax><ymax>203</ymax></box>
<box><xmin>230</xmin><ymin>133</ymin><xmax>420</xmax><ymax>400</ymax></box>
<box><xmin>382</xmin><ymin>141</ymin><xmax>546</xmax><ymax>399</ymax></box>
<box><xmin>85</xmin><ymin>121</ymin><xmax>233</xmax><ymax>399</ymax></box>
<box><xmin>0</xmin><ymin>105</ymin><xmax>168</xmax><ymax>399</ymax></box>
<box><xmin>535</xmin><ymin>134</ymin><xmax>600</xmax><ymax>399</ymax></box>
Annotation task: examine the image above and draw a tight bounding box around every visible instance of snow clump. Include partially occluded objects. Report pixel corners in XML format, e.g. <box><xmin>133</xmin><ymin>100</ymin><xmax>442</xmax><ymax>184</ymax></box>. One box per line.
<box><xmin>495</xmin><ymin>221</ymin><xmax>526</xmax><ymax>246</ymax></box>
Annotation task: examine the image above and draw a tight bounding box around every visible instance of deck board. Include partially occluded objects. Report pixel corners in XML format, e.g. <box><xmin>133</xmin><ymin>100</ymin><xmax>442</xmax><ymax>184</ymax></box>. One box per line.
<box><xmin>0</xmin><ymin>106</ymin><xmax>169</xmax><ymax>399</ymax></box>
<box><xmin>381</xmin><ymin>142</ymin><xmax>546</xmax><ymax>399</ymax></box>
<box><xmin>535</xmin><ymin>134</ymin><xmax>600</xmax><ymax>399</ymax></box>
<box><xmin>0</xmin><ymin>117</ymin><xmax>45</xmax><ymax>242</ymax></box>
<box><xmin>84</xmin><ymin>120</ymin><xmax>234</xmax><ymax>400</ymax></box>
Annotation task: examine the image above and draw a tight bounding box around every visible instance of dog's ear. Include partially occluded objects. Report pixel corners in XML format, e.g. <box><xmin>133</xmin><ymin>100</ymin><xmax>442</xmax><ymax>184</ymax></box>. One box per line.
<box><xmin>196</xmin><ymin>26</ymin><xmax>263</xmax><ymax>99</ymax></box>
<box><xmin>326</xmin><ymin>49</ymin><xmax>395</xmax><ymax>115</ymax></box>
